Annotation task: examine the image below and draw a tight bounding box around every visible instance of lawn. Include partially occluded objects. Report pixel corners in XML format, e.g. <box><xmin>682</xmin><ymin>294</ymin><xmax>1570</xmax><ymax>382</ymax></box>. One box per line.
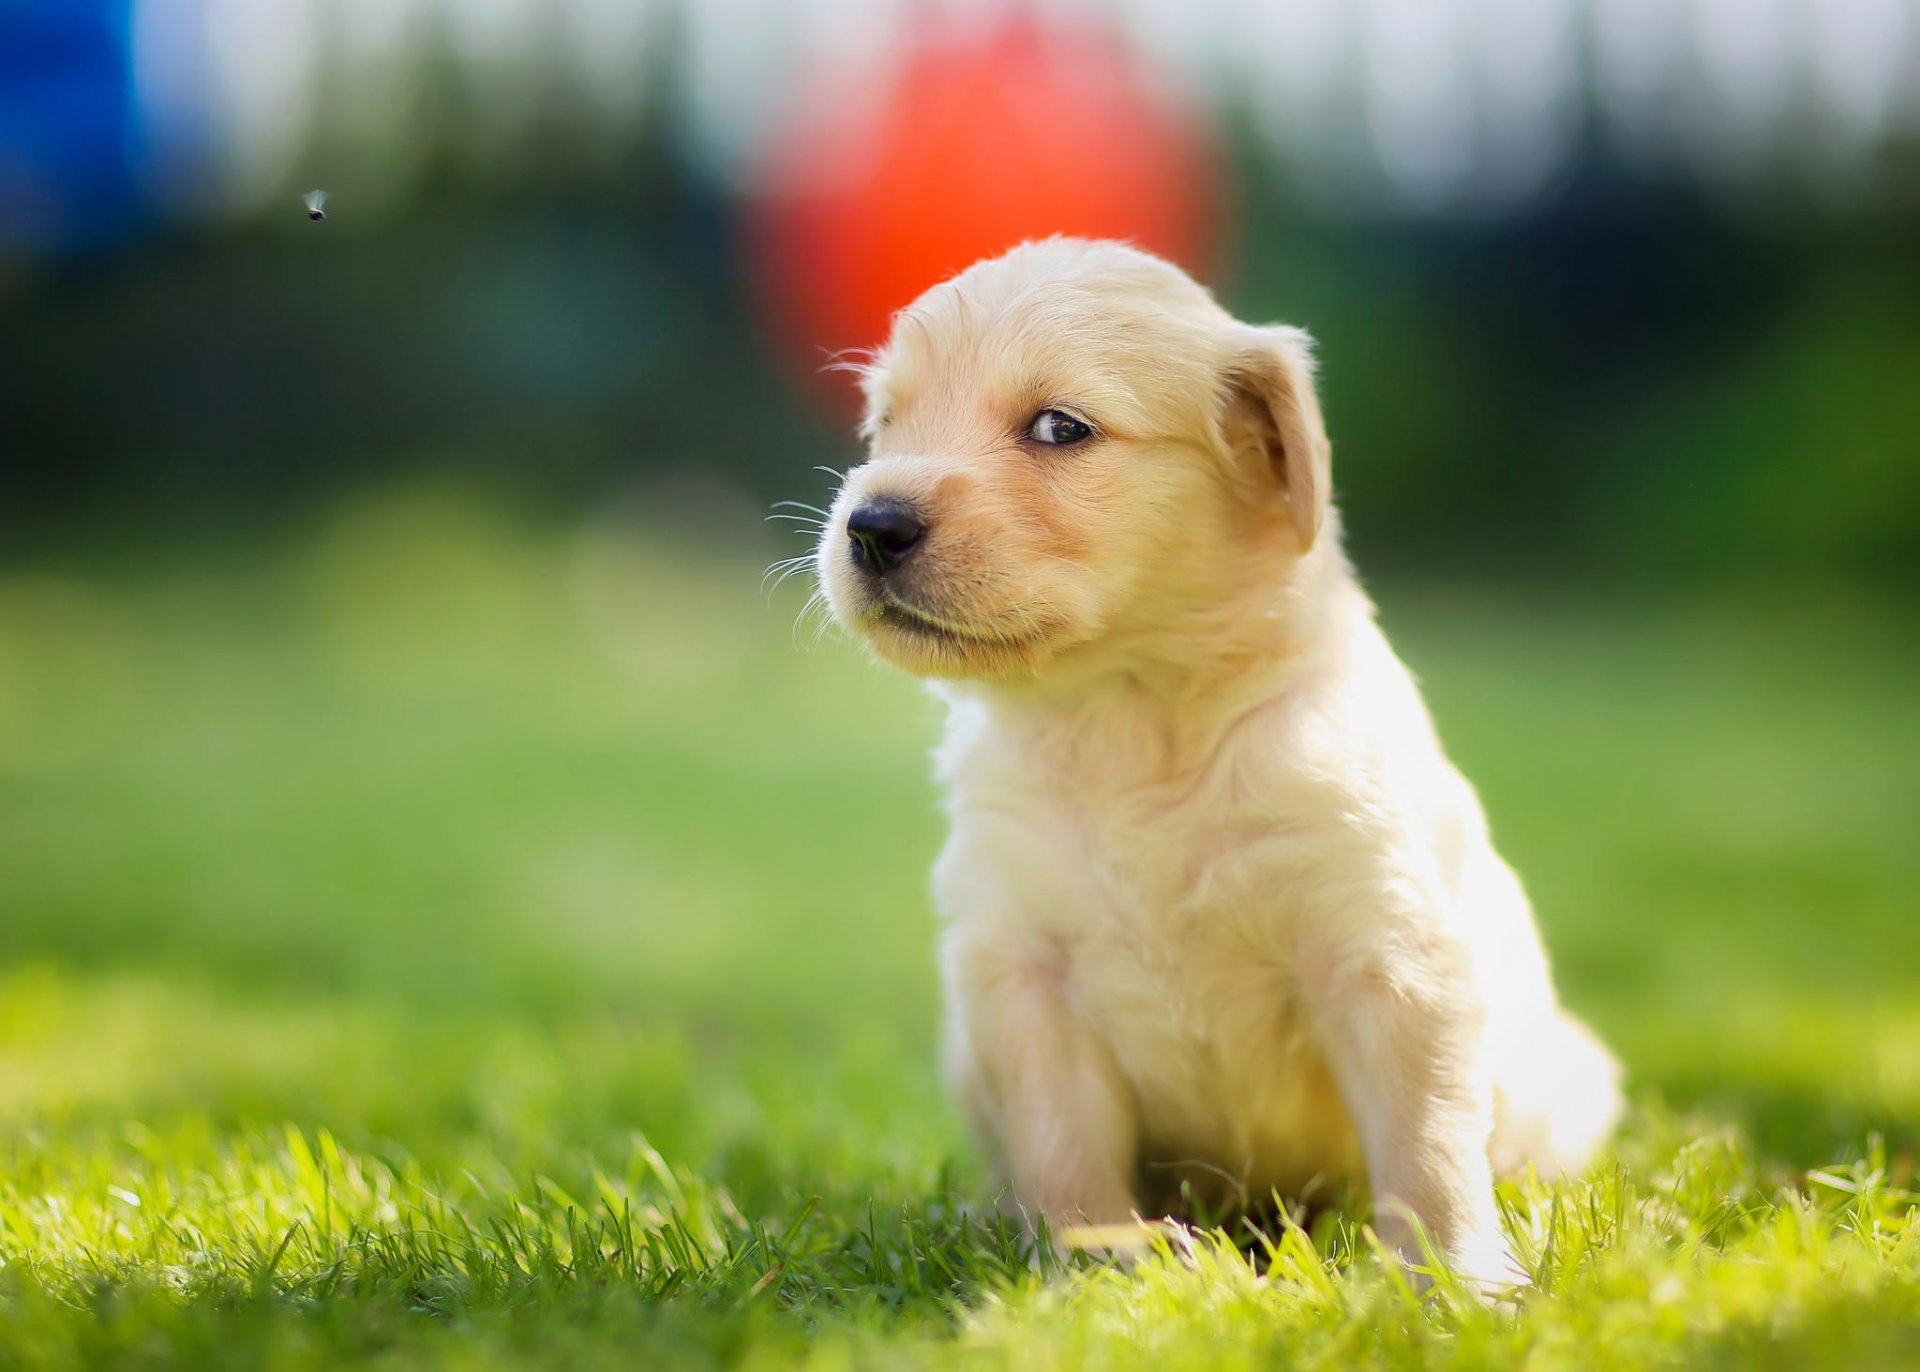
<box><xmin>1</xmin><ymin>483</ymin><xmax>1916</xmax><ymax>1369</ymax></box>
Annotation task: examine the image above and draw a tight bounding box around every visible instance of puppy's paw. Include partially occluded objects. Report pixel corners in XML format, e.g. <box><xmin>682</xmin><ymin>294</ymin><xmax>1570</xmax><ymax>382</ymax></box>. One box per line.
<box><xmin>1442</xmin><ymin>1227</ymin><xmax>1531</xmax><ymax>1303</ymax></box>
<box><xmin>1055</xmin><ymin>1216</ymin><xmax>1188</xmax><ymax>1269</ymax></box>
<box><xmin>1375</xmin><ymin>1210</ymin><xmax>1529</xmax><ymax>1304</ymax></box>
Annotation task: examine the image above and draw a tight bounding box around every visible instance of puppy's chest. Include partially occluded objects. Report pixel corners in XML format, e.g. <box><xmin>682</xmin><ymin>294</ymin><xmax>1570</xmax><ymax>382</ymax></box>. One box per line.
<box><xmin>945</xmin><ymin>735</ymin><xmax>1365</xmax><ymax>1182</ymax></box>
<box><xmin>1056</xmin><ymin>790</ymin><xmax>1350</xmax><ymax>1177</ymax></box>
<box><xmin>1047</xmin><ymin>785</ymin><xmax>1323</xmax><ymax>1052</ymax></box>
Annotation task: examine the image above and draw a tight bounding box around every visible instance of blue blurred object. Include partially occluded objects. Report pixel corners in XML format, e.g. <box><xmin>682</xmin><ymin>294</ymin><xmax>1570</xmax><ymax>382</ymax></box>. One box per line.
<box><xmin>0</xmin><ymin>0</ymin><xmax>149</xmax><ymax>251</ymax></box>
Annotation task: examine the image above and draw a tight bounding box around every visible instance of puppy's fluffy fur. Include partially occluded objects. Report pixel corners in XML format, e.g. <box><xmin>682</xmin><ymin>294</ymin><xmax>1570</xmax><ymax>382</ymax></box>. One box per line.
<box><xmin>813</xmin><ymin>239</ymin><xmax>1621</xmax><ymax>1288</ymax></box>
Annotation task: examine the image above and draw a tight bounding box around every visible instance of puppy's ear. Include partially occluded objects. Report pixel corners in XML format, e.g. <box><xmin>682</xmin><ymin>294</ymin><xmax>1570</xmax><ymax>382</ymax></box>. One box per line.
<box><xmin>1221</xmin><ymin>326</ymin><xmax>1332</xmax><ymax>550</ymax></box>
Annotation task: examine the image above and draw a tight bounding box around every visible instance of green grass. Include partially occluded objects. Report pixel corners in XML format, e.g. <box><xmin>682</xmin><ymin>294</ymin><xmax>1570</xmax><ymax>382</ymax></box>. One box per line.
<box><xmin>1</xmin><ymin>483</ymin><xmax>1916</xmax><ymax>1368</ymax></box>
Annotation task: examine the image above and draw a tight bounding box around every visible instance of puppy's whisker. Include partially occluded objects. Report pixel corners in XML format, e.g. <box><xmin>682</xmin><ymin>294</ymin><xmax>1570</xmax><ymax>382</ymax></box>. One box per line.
<box><xmin>760</xmin><ymin>554</ymin><xmax>818</xmax><ymax>596</ymax></box>
<box><xmin>771</xmin><ymin>500</ymin><xmax>830</xmax><ymax>517</ymax></box>
<box><xmin>800</xmin><ymin>589</ymin><xmax>842</xmax><ymax>649</ymax></box>
<box><xmin>792</xmin><ymin>586</ymin><xmax>836</xmax><ymax>650</ymax></box>
<box><xmin>818</xmin><ymin>346</ymin><xmax>879</xmax><ymax>377</ymax></box>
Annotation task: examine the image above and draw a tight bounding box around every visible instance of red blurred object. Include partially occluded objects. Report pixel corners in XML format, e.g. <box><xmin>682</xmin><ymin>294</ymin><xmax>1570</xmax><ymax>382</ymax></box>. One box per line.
<box><xmin>746</xmin><ymin>14</ymin><xmax>1220</xmax><ymax>405</ymax></box>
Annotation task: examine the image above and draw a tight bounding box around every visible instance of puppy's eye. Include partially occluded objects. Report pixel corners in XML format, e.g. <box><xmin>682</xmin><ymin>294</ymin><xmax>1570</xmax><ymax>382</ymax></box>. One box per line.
<box><xmin>1028</xmin><ymin>409</ymin><xmax>1093</xmax><ymax>446</ymax></box>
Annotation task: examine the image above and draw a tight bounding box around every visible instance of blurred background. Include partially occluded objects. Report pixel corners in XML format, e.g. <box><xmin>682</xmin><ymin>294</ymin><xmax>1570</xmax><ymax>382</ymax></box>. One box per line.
<box><xmin>1</xmin><ymin>0</ymin><xmax>1917</xmax><ymax>1187</ymax></box>
<box><xmin>5</xmin><ymin>0</ymin><xmax>1917</xmax><ymax>579</ymax></box>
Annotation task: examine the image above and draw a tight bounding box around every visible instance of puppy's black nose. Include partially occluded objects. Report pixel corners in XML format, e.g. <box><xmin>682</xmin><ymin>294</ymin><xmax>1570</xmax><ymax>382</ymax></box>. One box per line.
<box><xmin>846</xmin><ymin>499</ymin><xmax>926</xmax><ymax>575</ymax></box>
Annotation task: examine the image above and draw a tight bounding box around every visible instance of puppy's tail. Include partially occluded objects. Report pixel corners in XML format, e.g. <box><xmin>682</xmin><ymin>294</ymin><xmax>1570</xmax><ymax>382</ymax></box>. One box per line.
<box><xmin>1489</xmin><ymin>1010</ymin><xmax>1624</xmax><ymax>1179</ymax></box>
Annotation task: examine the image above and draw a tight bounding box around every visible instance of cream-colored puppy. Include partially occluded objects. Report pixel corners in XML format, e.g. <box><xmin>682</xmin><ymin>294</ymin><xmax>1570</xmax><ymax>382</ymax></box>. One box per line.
<box><xmin>811</xmin><ymin>238</ymin><xmax>1621</xmax><ymax>1290</ymax></box>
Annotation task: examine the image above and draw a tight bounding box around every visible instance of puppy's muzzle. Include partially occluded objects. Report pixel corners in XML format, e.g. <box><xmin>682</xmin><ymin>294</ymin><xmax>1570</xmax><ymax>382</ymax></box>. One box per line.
<box><xmin>845</xmin><ymin>499</ymin><xmax>927</xmax><ymax>577</ymax></box>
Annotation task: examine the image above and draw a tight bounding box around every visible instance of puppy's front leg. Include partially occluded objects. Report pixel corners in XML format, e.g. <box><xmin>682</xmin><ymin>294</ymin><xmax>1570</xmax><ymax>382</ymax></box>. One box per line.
<box><xmin>945</xmin><ymin>932</ymin><xmax>1139</xmax><ymax>1231</ymax></box>
<box><xmin>1302</xmin><ymin>927</ymin><xmax>1521</xmax><ymax>1292</ymax></box>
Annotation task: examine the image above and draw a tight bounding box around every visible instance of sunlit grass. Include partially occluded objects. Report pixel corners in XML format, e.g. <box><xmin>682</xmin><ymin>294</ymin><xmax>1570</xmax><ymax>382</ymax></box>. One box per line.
<box><xmin>1</xmin><ymin>484</ymin><xmax>1916</xmax><ymax>1367</ymax></box>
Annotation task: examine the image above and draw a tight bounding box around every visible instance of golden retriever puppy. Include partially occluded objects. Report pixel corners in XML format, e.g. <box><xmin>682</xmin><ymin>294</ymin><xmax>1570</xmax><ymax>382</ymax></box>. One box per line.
<box><xmin>811</xmin><ymin>238</ymin><xmax>1621</xmax><ymax>1290</ymax></box>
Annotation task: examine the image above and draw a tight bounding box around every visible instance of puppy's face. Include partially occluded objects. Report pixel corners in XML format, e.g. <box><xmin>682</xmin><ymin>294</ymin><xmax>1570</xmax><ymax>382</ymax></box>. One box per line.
<box><xmin>816</xmin><ymin>240</ymin><xmax>1332</xmax><ymax>683</ymax></box>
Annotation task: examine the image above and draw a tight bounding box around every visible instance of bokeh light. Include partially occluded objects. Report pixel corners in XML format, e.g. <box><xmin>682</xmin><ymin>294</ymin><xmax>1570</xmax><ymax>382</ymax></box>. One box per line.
<box><xmin>743</xmin><ymin>11</ymin><xmax>1218</xmax><ymax>393</ymax></box>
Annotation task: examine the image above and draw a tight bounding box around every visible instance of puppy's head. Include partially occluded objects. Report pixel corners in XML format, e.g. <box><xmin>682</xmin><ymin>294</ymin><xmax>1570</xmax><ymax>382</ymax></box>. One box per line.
<box><xmin>816</xmin><ymin>238</ymin><xmax>1333</xmax><ymax>683</ymax></box>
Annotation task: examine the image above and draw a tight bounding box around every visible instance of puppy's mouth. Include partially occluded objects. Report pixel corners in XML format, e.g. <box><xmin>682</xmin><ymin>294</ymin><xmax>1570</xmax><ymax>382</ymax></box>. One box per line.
<box><xmin>863</xmin><ymin>591</ymin><xmax>1036</xmax><ymax>653</ymax></box>
<box><xmin>870</xmin><ymin>592</ymin><xmax>992</xmax><ymax>642</ymax></box>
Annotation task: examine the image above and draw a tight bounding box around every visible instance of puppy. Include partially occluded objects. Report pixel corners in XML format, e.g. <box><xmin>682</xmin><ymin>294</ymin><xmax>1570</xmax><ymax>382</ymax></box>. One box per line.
<box><xmin>811</xmin><ymin>238</ymin><xmax>1622</xmax><ymax>1289</ymax></box>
